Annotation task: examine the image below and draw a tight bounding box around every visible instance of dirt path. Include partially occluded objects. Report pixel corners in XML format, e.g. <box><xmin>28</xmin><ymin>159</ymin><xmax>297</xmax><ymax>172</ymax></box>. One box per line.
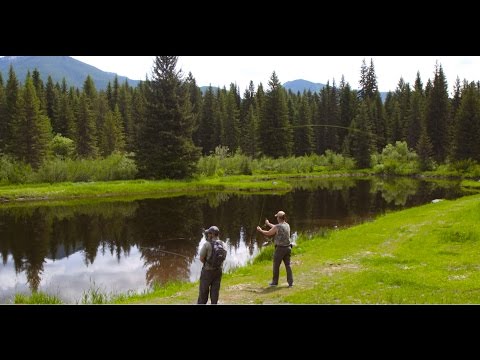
<box><xmin>135</xmin><ymin>256</ymin><xmax>361</xmax><ymax>304</ymax></box>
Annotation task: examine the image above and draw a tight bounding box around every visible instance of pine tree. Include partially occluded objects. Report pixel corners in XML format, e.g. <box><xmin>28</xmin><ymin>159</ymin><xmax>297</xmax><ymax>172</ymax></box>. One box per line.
<box><xmin>5</xmin><ymin>66</ymin><xmax>20</xmax><ymax>155</ymax></box>
<box><xmin>294</xmin><ymin>94</ymin><xmax>313</xmax><ymax>156</ymax></box>
<box><xmin>224</xmin><ymin>83</ymin><xmax>240</xmax><ymax>152</ymax></box>
<box><xmin>425</xmin><ymin>63</ymin><xmax>450</xmax><ymax>162</ymax></box>
<box><xmin>359</xmin><ymin>58</ymin><xmax>378</xmax><ymax>101</ymax></box>
<box><xmin>448</xmin><ymin>76</ymin><xmax>462</xmax><ymax>158</ymax></box>
<box><xmin>55</xmin><ymin>80</ymin><xmax>77</xmax><ymax>140</ymax></box>
<box><xmin>370</xmin><ymin>92</ymin><xmax>386</xmax><ymax>151</ymax></box>
<box><xmin>452</xmin><ymin>82</ymin><xmax>480</xmax><ymax>161</ymax></box>
<box><xmin>0</xmin><ymin>73</ymin><xmax>7</xmax><ymax>153</ymax></box>
<box><xmin>216</xmin><ymin>87</ymin><xmax>227</xmax><ymax>147</ymax></box>
<box><xmin>244</xmin><ymin>104</ymin><xmax>259</xmax><ymax>157</ymax></box>
<box><xmin>238</xmin><ymin>81</ymin><xmax>256</xmax><ymax>155</ymax></box>
<box><xmin>137</xmin><ymin>56</ymin><xmax>200</xmax><ymax>179</ymax></box>
<box><xmin>76</xmin><ymin>93</ymin><xmax>98</xmax><ymax>158</ymax></box>
<box><xmin>185</xmin><ymin>72</ymin><xmax>203</xmax><ymax>148</ymax></box>
<box><xmin>95</xmin><ymin>94</ymin><xmax>110</xmax><ymax>153</ymax></box>
<box><xmin>131</xmin><ymin>82</ymin><xmax>146</xmax><ymax>153</ymax></box>
<box><xmin>45</xmin><ymin>76</ymin><xmax>59</xmax><ymax>133</ymax></box>
<box><xmin>347</xmin><ymin>102</ymin><xmax>373</xmax><ymax>168</ymax></box>
<box><xmin>101</xmin><ymin>105</ymin><xmax>125</xmax><ymax>156</ymax></box>
<box><xmin>406</xmin><ymin>72</ymin><xmax>424</xmax><ymax>149</ymax></box>
<box><xmin>15</xmin><ymin>74</ymin><xmax>52</xmax><ymax>168</ymax></box>
<box><xmin>417</xmin><ymin>122</ymin><xmax>433</xmax><ymax>171</ymax></box>
<box><xmin>339</xmin><ymin>76</ymin><xmax>357</xmax><ymax>151</ymax></box>
<box><xmin>118</xmin><ymin>81</ymin><xmax>134</xmax><ymax>151</ymax></box>
<box><xmin>197</xmin><ymin>86</ymin><xmax>218</xmax><ymax>155</ymax></box>
<box><xmin>258</xmin><ymin>72</ymin><xmax>292</xmax><ymax>158</ymax></box>
<box><xmin>83</xmin><ymin>75</ymin><xmax>97</xmax><ymax>102</ymax></box>
<box><xmin>32</xmin><ymin>68</ymin><xmax>46</xmax><ymax>111</ymax></box>
<box><xmin>394</xmin><ymin>77</ymin><xmax>411</xmax><ymax>142</ymax></box>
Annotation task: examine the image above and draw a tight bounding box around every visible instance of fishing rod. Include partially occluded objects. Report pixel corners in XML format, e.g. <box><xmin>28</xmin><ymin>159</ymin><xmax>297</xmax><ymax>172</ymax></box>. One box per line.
<box><xmin>138</xmin><ymin>246</ymin><xmax>191</xmax><ymax>260</ymax></box>
<box><xmin>249</xmin><ymin>195</ymin><xmax>266</xmax><ymax>244</ymax></box>
<box><xmin>284</xmin><ymin>124</ymin><xmax>382</xmax><ymax>139</ymax></box>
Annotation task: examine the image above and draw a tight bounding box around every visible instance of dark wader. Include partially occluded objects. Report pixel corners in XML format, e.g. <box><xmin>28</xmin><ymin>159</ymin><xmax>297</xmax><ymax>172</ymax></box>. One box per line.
<box><xmin>197</xmin><ymin>268</ymin><xmax>223</xmax><ymax>304</ymax></box>
<box><xmin>272</xmin><ymin>245</ymin><xmax>293</xmax><ymax>286</ymax></box>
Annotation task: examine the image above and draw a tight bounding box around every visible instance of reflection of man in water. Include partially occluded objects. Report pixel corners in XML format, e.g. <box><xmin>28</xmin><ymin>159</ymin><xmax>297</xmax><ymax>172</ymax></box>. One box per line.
<box><xmin>197</xmin><ymin>226</ymin><xmax>226</xmax><ymax>304</ymax></box>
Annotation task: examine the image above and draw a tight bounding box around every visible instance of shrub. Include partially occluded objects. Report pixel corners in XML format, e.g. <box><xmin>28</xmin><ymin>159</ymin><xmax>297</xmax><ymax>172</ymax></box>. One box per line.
<box><xmin>50</xmin><ymin>134</ymin><xmax>75</xmax><ymax>160</ymax></box>
<box><xmin>372</xmin><ymin>141</ymin><xmax>419</xmax><ymax>175</ymax></box>
<box><xmin>0</xmin><ymin>155</ymin><xmax>34</xmax><ymax>184</ymax></box>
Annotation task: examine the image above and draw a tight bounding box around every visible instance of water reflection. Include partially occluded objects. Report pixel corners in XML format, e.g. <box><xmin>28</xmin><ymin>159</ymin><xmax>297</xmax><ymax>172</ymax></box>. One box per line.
<box><xmin>0</xmin><ymin>177</ymin><xmax>466</xmax><ymax>303</ymax></box>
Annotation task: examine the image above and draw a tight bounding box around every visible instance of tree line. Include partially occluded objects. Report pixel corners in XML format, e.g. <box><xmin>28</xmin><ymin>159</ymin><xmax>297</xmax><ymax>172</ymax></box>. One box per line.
<box><xmin>0</xmin><ymin>56</ymin><xmax>479</xmax><ymax>180</ymax></box>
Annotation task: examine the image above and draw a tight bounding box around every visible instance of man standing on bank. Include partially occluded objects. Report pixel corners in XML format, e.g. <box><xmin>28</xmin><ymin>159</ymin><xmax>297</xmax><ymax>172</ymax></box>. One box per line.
<box><xmin>256</xmin><ymin>210</ymin><xmax>293</xmax><ymax>287</ymax></box>
<box><xmin>198</xmin><ymin>226</ymin><xmax>226</xmax><ymax>304</ymax></box>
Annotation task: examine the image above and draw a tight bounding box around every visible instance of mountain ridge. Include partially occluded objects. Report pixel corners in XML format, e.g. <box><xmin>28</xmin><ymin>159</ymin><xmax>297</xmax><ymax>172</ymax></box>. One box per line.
<box><xmin>0</xmin><ymin>56</ymin><xmax>140</xmax><ymax>90</ymax></box>
<box><xmin>0</xmin><ymin>56</ymin><xmax>389</xmax><ymax>101</ymax></box>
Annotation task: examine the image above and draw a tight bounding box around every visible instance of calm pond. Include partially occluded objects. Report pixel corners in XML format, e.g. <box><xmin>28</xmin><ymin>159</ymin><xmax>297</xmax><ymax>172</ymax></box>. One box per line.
<box><xmin>0</xmin><ymin>177</ymin><xmax>469</xmax><ymax>303</ymax></box>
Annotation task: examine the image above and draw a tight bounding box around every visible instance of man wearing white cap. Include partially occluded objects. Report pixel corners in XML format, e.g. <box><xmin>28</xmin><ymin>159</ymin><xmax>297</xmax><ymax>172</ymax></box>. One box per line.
<box><xmin>256</xmin><ymin>210</ymin><xmax>293</xmax><ymax>287</ymax></box>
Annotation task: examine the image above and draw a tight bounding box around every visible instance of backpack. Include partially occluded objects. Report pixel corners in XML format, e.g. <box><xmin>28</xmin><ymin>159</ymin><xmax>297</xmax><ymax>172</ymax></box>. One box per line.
<box><xmin>207</xmin><ymin>240</ymin><xmax>227</xmax><ymax>269</ymax></box>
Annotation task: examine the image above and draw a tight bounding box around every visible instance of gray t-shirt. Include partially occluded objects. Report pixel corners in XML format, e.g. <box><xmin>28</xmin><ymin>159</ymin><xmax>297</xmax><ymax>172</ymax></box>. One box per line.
<box><xmin>200</xmin><ymin>239</ymin><xmax>226</xmax><ymax>270</ymax></box>
<box><xmin>274</xmin><ymin>223</ymin><xmax>291</xmax><ymax>246</ymax></box>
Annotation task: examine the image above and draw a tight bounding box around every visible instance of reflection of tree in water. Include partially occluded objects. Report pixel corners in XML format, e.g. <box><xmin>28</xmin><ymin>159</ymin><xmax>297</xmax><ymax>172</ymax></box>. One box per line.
<box><xmin>0</xmin><ymin>208</ymin><xmax>51</xmax><ymax>292</ymax></box>
<box><xmin>0</xmin><ymin>201</ymin><xmax>138</xmax><ymax>292</ymax></box>
<box><xmin>199</xmin><ymin>194</ymin><xmax>272</xmax><ymax>254</ymax></box>
<box><xmin>141</xmin><ymin>242</ymin><xmax>193</xmax><ymax>285</ymax></box>
<box><xmin>134</xmin><ymin>197</ymin><xmax>204</xmax><ymax>286</ymax></box>
<box><xmin>370</xmin><ymin>177</ymin><xmax>419</xmax><ymax>206</ymax></box>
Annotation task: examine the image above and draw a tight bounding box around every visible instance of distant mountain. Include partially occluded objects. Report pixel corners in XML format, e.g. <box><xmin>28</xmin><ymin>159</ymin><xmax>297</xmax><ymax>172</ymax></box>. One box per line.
<box><xmin>283</xmin><ymin>78</ymin><xmax>389</xmax><ymax>102</ymax></box>
<box><xmin>283</xmin><ymin>79</ymin><xmax>325</xmax><ymax>94</ymax></box>
<box><xmin>0</xmin><ymin>56</ymin><xmax>140</xmax><ymax>90</ymax></box>
<box><xmin>200</xmin><ymin>85</ymin><xmax>220</xmax><ymax>94</ymax></box>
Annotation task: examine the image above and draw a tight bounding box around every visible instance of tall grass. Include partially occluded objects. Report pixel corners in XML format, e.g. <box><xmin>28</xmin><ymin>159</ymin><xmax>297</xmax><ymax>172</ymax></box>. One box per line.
<box><xmin>196</xmin><ymin>149</ymin><xmax>355</xmax><ymax>177</ymax></box>
<box><xmin>0</xmin><ymin>155</ymin><xmax>34</xmax><ymax>185</ymax></box>
<box><xmin>0</xmin><ymin>153</ymin><xmax>137</xmax><ymax>185</ymax></box>
<box><xmin>14</xmin><ymin>292</ymin><xmax>63</xmax><ymax>304</ymax></box>
<box><xmin>430</xmin><ymin>159</ymin><xmax>480</xmax><ymax>179</ymax></box>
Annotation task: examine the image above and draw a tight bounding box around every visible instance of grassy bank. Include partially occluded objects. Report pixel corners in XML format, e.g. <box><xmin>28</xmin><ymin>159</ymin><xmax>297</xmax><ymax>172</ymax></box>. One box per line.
<box><xmin>0</xmin><ymin>176</ymin><xmax>294</xmax><ymax>203</ymax></box>
<box><xmin>0</xmin><ymin>172</ymin><xmax>370</xmax><ymax>204</ymax></box>
<box><xmin>112</xmin><ymin>192</ymin><xmax>480</xmax><ymax>304</ymax></box>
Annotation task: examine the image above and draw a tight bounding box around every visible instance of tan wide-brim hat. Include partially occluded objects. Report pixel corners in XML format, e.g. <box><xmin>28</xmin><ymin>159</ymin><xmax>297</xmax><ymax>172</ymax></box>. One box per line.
<box><xmin>275</xmin><ymin>211</ymin><xmax>286</xmax><ymax>217</ymax></box>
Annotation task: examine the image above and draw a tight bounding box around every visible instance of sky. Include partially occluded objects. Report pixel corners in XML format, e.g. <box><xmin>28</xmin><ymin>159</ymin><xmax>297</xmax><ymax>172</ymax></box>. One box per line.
<box><xmin>71</xmin><ymin>56</ymin><xmax>480</xmax><ymax>94</ymax></box>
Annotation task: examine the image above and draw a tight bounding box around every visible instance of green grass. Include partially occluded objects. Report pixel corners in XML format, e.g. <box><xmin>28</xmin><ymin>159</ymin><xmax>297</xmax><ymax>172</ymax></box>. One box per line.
<box><xmin>462</xmin><ymin>179</ymin><xmax>480</xmax><ymax>189</ymax></box>
<box><xmin>0</xmin><ymin>176</ymin><xmax>292</xmax><ymax>204</ymax></box>
<box><xmin>0</xmin><ymin>171</ymin><xmax>378</xmax><ymax>205</ymax></box>
<box><xmin>14</xmin><ymin>292</ymin><xmax>63</xmax><ymax>304</ymax></box>
<box><xmin>112</xmin><ymin>193</ymin><xmax>480</xmax><ymax>304</ymax></box>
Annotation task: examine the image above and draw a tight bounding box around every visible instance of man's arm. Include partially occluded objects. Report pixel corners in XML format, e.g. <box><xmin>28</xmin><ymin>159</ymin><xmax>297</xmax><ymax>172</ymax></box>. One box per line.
<box><xmin>265</xmin><ymin>219</ymin><xmax>274</xmax><ymax>228</ymax></box>
<box><xmin>199</xmin><ymin>243</ymin><xmax>208</xmax><ymax>263</ymax></box>
<box><xmin>257</xmin><ymin>225</ymin><xmax>277</xmax><ymax>237</ymax></box>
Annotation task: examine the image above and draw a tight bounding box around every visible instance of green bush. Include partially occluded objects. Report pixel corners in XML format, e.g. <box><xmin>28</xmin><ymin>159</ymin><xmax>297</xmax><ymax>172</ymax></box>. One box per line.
<box><xmin>372</xmin><ymin>141</ymin><xmax>419</xmax><ymax>175</ymax></box>
<box><xmin>34</xmin><ymin>153</ymin><xmax>138</xmax><ymax>184</ymax></box>
<box><xmin>50</xmin><ymin>134</ymin><xmax>75</xmax><ymax>159</ymax></box>
<box><xmin>197</xmin><ymin>155</ymin><xmax>219</xmax><ymax>177</ymax></box>
<box><xmin>0</xmin><ymin>155</ymin><xmax>34</xmax><ymax>184</ymax></box>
